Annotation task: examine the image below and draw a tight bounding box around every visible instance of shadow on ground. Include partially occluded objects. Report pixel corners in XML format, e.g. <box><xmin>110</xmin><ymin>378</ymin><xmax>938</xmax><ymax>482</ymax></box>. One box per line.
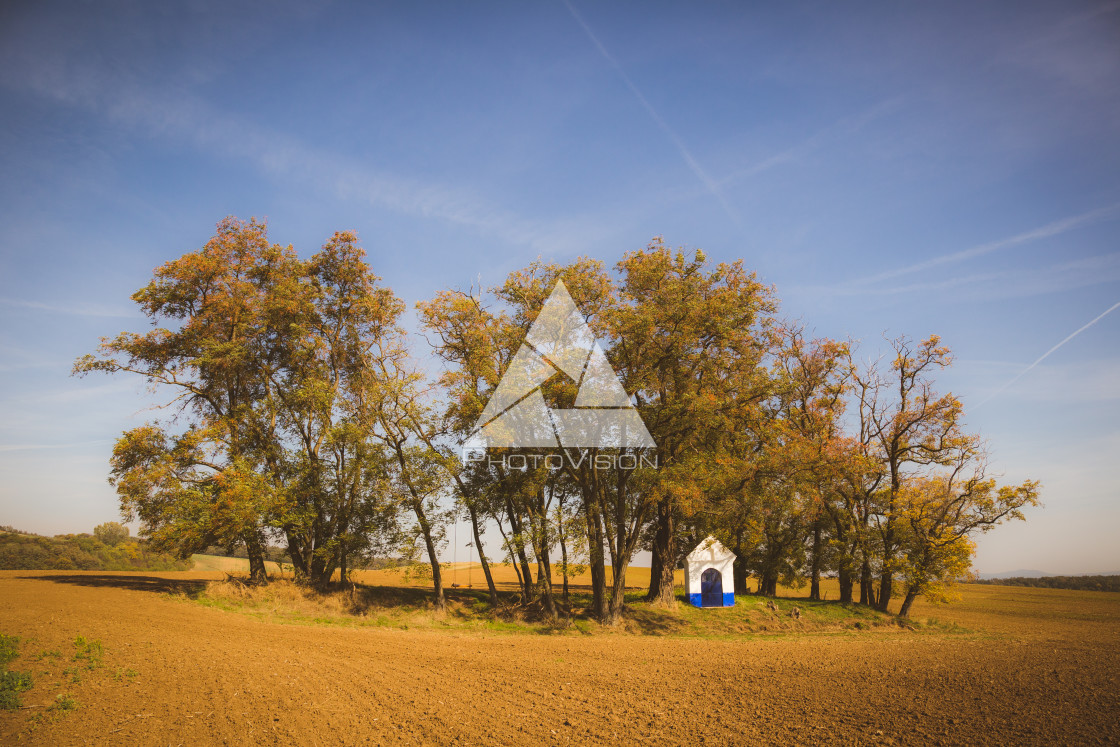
<box><xmin>26</xmin><ymin>574</ymin><xmax>207</xmax><ymax>596</ymax></box>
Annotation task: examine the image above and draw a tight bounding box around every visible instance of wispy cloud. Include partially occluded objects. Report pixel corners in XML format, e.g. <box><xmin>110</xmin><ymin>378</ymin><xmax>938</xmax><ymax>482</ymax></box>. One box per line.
<box><xmin>975</xmin><ymin>299</ymin><xmax>1120</xmax><ymax>408</ymax></box>
<box><xmin>717</xmin><ymin>98</ymin><xmax>905</xmax><ymax>187</ymax></box>
<box><xmin>0</xmin><ymin>440</ymin><xmax>112</xmax><ymax>453</ymax></box>
<box><xmin>851</xmin><ymin>202</ymin><xmax>1120</xmax><ymax>286</ymax></box>
<box><xmin>0</xmin><ymin>297</ymin><xmax>136</xmax><ymax>318</ymax></box>
<box><xmin>800</xmin><ymin>251</ymin><xmax>1120</xmax><ymax>300</ymax></box>
<box><xmin>563</xmin><ymin>1</ymin><xmax>740</xmax><ymax>225</ymax></box>
<box><xmin>2</xmin><ymin>48</ymin><xmax>569</xmax><ymax>252</ymax></box>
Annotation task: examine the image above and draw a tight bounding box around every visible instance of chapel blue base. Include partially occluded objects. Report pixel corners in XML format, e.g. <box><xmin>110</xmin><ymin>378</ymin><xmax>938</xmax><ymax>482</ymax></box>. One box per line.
<box><xmin>688</xmin><ymin>592</ymin><xmax>735</xmax><ymax>608</ymax></box>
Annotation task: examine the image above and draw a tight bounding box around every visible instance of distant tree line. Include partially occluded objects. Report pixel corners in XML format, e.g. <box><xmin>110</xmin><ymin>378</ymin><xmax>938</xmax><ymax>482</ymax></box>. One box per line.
<box><xmin>970</xmin><ymin>576</ymin><xmax>1120</xmax><ymax>592</ymax></box>
<box><xmin>0</xmin><ymin>523</ymin><xmax>191</xmax><ymax>571</ymax></box>
<box><xmin>74</xmin><ymin>218</ymin><xmax>1041</xmax><ymax>621</ymax></box>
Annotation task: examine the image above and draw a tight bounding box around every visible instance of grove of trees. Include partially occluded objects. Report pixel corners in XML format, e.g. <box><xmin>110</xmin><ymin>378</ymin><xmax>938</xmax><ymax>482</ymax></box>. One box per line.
<box><xmin>0</xmin><ymin>525</ymin><xmax>191</xmax><ymax>571</ymax></box>
<box><xmin>75</xmin><ymin>218</ymin><xmax>1040</xmax><ymax>621</ymax></box>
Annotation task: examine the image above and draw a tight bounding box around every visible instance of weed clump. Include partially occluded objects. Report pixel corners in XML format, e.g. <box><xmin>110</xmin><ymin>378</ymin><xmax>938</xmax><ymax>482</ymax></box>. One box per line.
<box><xmin>0</xmin><ymin>634</ymin><xmax>33</xmax><ymax>711</ymax></box>
<box><xmin>72</xmin><ymin>635</ymin><xmax>104</xmax><ymax>670</ymax></box>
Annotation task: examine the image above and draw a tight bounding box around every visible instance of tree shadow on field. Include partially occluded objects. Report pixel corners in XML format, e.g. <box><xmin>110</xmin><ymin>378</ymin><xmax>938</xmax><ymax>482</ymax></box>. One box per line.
<box><xmin>348</xmin><ymin>583</ymin><xmax>456</xmax><ymax>610</ymax></box>
<box><xmin>27</xmin><ymin>574</ymin><xmax>207</xmax><ymax>597</ymax></box>
<box><xmin>622</xmin><ymin>604</ymin><xmax>692</xmax><ymax>635</ymax></box>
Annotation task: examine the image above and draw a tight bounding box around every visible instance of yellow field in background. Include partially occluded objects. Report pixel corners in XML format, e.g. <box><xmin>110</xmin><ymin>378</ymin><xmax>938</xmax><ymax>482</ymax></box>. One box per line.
<box><xmin>190</xmin><ymin>554</ymin><xmax>283</xmax><ymax>574</ymax></box>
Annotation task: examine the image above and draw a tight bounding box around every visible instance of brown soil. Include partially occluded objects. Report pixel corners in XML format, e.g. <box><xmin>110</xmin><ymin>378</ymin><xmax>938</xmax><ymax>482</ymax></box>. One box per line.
<box><xmin>1</xmin><ymin>570</ymin><xmax>1117</xmax><ymax>745</ymax></box>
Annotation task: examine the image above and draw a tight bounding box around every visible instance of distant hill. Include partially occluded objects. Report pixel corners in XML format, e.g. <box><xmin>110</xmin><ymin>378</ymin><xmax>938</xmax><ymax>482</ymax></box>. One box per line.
<box><xmin>970</xmin><ymin>574</ymin><xmax>1120</xmax><ymax>592</ymax></box>
<box><xmin>0</xmin><ymin>527</ymin><xmax>191</xmax><ymax>571</ymax></box>
<box><xmin>977</xmin><ymin>570</ymin><xmax>1120</xmax><ymax>580</ymax></box>
<box><xmin>977</xmin><ymin>570</ymin><xmax>1050</xmax><ymax>579</ymax></box>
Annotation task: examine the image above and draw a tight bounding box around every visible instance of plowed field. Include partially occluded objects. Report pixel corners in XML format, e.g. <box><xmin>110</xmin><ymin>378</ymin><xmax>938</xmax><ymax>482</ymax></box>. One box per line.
<box><xmin>1</xmin><ymin>570</ymin><xmax>1117</xmax><ymax>745</ymax></box>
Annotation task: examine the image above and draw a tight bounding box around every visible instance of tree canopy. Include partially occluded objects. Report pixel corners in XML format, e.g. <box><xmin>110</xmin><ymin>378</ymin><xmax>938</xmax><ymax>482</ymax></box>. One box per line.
<box><xmin>77</xmin><ymin>218</ymin><xmax>1040</xmax><ymax>620</ymax></box>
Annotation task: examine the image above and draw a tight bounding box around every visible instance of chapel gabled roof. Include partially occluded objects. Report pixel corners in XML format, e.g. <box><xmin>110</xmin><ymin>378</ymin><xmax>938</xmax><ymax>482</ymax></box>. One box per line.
<box><xmin>686</xmin><ymin>535</ymin><xmax>735</xmax><ymax>562</ymax></box>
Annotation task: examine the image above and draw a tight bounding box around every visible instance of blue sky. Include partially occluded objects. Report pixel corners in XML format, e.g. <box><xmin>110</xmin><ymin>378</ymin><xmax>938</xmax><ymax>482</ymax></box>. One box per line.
<box><xmin>1</xmin><ymin>1</ymin><xmax>1117</xmax><ymax>574</ymax></box>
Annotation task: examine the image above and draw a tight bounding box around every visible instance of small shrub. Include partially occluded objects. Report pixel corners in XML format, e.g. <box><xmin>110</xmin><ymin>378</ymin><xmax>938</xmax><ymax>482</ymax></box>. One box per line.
<box><xmin>0</xmin><ymin>635</ymin><xmax>33</xmax><ymax>711</ymax></box>
<box><xmin>53</xmin><ymin>693</ymin><xmax>78</xmax><ymax>712</ymax></box>
<box><xmin>0</xmin><ymin>670</ymin><xmax>34</xmax><ymax>710</ymax></box>
<box><xmin>0</xmin><ymin>634</ymin><xmax>18</xmax><ymax>668</ymax></box>
<box><xmin>72</xmin><ymin>635</ymin><xmax>103</xmax><ymax>670</ymax></box>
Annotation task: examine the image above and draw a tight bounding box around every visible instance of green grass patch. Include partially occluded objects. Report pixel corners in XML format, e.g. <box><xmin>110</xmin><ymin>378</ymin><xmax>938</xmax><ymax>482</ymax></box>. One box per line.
<box><xmin>0</xmin><ymin>670</ymin><xmax>33</xmax><ymax>711</ymax></box>
<box><xmin>185</xmin><ymin>578</ymin><xmax>953</xmax><ymax>639</ymax></box>
<box><xmin>110</xmin><ymin>667</ymin><xmax>138</xmax><ymax>682</ymax></box>
<box><xmin>0</xmin><ymin>634</ymin><xmax>33</xmax><ymax>711</ymax></box>
<box><xmin>51</xmin><ymin>693</ymin><xmax>78</xmax><ymax>712</ymax></box>
<box><xmin>28</xmin><ymin>692</ymin><xmax>80</xmax><ymax>729</ymax></box>
<box><xmin>72</xmin><ymin>635</ymin><xmax>104</xmax><ymax>670</ymax></box>
<box><xmin>0</xmin><ymin>634</ymin><xmax>19</xmax><ymax>669</ymax></box>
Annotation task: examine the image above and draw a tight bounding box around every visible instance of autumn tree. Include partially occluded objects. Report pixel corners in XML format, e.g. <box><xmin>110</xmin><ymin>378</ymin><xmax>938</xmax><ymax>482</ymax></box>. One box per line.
<box><xmin>611</xmin><ymin>241</ymin><xmax>777</xmax><ymax>608</ymax></box>
<box><xmin>842</xmin><ymin>334</ymin><xmax>1024</xmax><ymax>613</ymax></box>
<box><xmin>493</xmin><ymin>259</ymin><xmax>623</xmax><ymax>621</ymax></box>
<box><xmin>93</xmin><ymin>521</ymin><xmax>130</xmax><ymax>547</ymax></box>
<box><xmin>76</xmin><ymin>219</ymin><xmax>294</xmax><ymax>580</ymax></box>
<box><xmin>76</xmin><ymin>218</ymin><xmax>405</xmax><ymax>585</ymax></box>
<box><xmin>894</xmin><ymin>468</ymin><xmax>1039</xmax><ymax>617</ymax></box>
<box><xmin>416</xmin><ymin>286</ymin><xmax>516</xmax><ymax>608</ymax></box>
<box><xmin>705</xmin><ymin>330</ymin><xmax>851</xmax><ymax>598</ymax></box>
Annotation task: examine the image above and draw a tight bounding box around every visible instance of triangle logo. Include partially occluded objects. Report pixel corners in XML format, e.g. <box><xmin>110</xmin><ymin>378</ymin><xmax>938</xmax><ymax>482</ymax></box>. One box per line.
<box><xmin>464</xmin><ymin>280</ymin><xmax>656</xmax><ymax>451</ymax></box>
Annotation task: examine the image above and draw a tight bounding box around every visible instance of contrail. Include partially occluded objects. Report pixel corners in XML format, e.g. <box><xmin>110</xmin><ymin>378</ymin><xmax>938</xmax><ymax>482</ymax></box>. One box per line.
<box><xmin>976</xmin><ymin>299</ymin><xmax>1120</xmax><ymax>408</ymax></box>
<box><xmin>563</xmin><ymin>0</ymin><xmax>740</xmax><ymax>225</ymax></box>
<box><xmin>855</xmin><ymin>202</ymin><xmax>1120</xmax><ymax>285</ymax></box>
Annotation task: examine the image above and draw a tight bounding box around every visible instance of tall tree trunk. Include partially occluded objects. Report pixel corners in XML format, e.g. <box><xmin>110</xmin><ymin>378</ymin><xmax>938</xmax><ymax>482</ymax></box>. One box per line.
<box><xmin>582</xmin><ymin>494</ymin><xmax>608</xmax><ymax>622</ymax></box>
<box><xmin>244</xmin><ymin>530</ymin><xmax>269</xmax><ymax>584</ymax></box>
<box><xmin>838</xmin><ymin>564</ymin><xmax>853</xmax><ymax>604</ymax></box>
<box><xmin>647</xmin><ymin>498</ymin><xmax>677</xmax><ymax>608</ymax></box>
<box><xmin>516</xmin><ymin>546</ymin><xmax>534</xmax><ymax>597</ymax></box>
<box><xmin>539</xmin><ymin>544</ymin><xmax>554</xmax><ymax>596</ymax></box>
<box><xmin>607</xmin><ymin>574</ymin><xmax>627</xmax><ymax>624</ymax></box>
<box><xmin>309</xmin><ymin>552</ymin><xmax>338</xmax><ymax>587</ymax></box>
<box><xmin>878</xmin><ymin>470</ymin><xmax>900</xmax><ymax>613</ymax></box>
<box><xmin>859</xmin><ymin>559</ymin><xmax>875</xmax><ymax>607</ymax></box>
<box><xmin>809</xmin><ymin>520</ymin><xmax>823</xmax><ymax>601</ymax></box>
<box><xmin>898</xmin><ymin>585</ymin><xmax>920</xmax><ymax>618</ymax></box>
<box><xmin>285</xmin><ymin>530</ymin><xmax>308</xmax><ymax>580</ymax></box>
<box><xmin>537</xmin><ymin>549</ymin><xmax>558</xmax><ymax>621</ymax></box>
<box><xmin>607</xmin><ymin>549</ymin><xmax>632</xmax><ymax>625</ymax></box>
<box><xmin>508</xmin><ymin>547</ymin><xmax>524</xmax><ymax>592</ymax></box>
<box><xmin>413</xmin><ymin>501</ymin><xmax>445</xmax><ymax>612</ymax></box>
<box><xmin>733</xmin><ymin>533</ymin><xmax>749</xmax><ymax>594</ymax></box>
<box><xmin>505</xmin><ymin>499</ymin><xmax>535</xmax><ymax>598</ymax></box>
<box><xmin>529</xmin><ymin>494</ymin><xmax>558</xmax><ymax>621</ymax></box>
<box><xmin>829</xmin><ymin>514</ymin><xmax>854</xmax><ymax>604</ymax></box>
<box><xmin>877</xmin><ymin>566</ymin><xmax>893</xmax><ymax>613</ymax></box>
<box><xmin>493</xmin><ymin>517</ymin><xmax>524</xmax><ymax>596</ymax></box>
<box><xmin>559</xmin><ymin>524</ymin><xmax>570</xmax><ymax>608</ymax></box>
<box><xmin>760</xmin><ymin>570</ymin><xmax>778</xmax><ymax>597</ymax></box>
<box><xmin>467</xmin><ymin>504</ymin><xmax>499</xmax><ymax>607</ymax></box>
<box><xmin>645</xmin><ymin>533</ymin><xmax>663</xmax><ymax>602</ymax></box>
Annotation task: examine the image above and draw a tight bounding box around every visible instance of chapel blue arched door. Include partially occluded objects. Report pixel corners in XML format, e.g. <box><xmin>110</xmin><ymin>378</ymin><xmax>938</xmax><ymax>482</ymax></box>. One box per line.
<box><xmin>701</xmin><ymin>568</ymin><xmax>723</xmax><ymax>607</ymax></box>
